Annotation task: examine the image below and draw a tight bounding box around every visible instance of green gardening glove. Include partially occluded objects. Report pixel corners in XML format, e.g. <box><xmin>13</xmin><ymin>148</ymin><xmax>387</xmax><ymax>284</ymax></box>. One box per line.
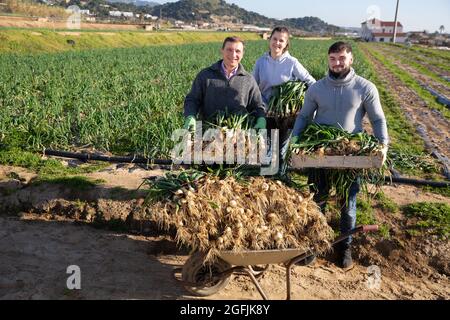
<box><xmin>290</xmin><ymin>136</ymin><xmax>300</xmax><ymax>145</ymax></box>
<box><xmin>183</xmin><ymin>116</ymin><xmax>196</xmax><ymax>132</ymax></box>
<box><xmin>253</xmin><ymin>117</ymin><xmax>267</xmax><ymax>130</ymax></box>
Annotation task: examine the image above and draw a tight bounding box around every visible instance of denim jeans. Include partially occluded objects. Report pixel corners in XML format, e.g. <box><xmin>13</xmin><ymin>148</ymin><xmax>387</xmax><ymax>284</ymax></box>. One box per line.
<box><xmin>308</xmin><ymin>169</ymin><xmax>359</xmax><ymax>246</ymax></box>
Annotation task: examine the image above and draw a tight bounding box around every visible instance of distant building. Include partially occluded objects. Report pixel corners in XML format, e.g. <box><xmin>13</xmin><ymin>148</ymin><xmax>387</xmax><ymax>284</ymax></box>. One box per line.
<box><xmin>335</xmin><ymin>31</ymin><xmax>360</xmax><ymax>38</ymax></box>
<box><xmin>144</xmin><ymin>14</ymin><xmax>158</xmax><ymax>20</ymax></box>
<box><xmin>361</xmin><ymin>18</ymin><xmax>407</xmax><ymax>43</ymax></box>
<box><xmin>241</xmin><ymin>25</ymin><xmax>271</xmax><ymax>32</ymax></box>
<box><xmin>108</xmin><ymin>11</ymin><xmax>134</xmax><ymax>18</ymax></box>
<box><xmin>79</xmin><ymin>10</ymin><xmax>90</xmax><ymax>15</ymax></box>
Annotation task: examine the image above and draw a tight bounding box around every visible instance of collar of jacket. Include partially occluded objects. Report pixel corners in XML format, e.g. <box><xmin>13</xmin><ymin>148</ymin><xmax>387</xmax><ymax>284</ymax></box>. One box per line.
<box><xmin>264</xmin><ymin>51</ymin><xmax>290</xmax><ymax>62</ymax></box>
<box><xmin>211</xmin><ymin>60</ymin><xmax>246</xmax><ymax>76</ymax></box>
<box><xmin>326</xmin><ymin>68</ymin><xmax>356</xmax><ymax>87</ymax></box>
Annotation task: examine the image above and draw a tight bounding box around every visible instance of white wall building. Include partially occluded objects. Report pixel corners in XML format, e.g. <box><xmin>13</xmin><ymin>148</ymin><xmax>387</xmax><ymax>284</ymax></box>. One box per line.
<box><xmin>108</xmin><ymin>11</ymin><xmax>134</xmax><ymax>18</ymax></box>
<box><xmin>361</xmin><ymin>18</ymin><xmax>407</xmax><ymax>43</ymax></box>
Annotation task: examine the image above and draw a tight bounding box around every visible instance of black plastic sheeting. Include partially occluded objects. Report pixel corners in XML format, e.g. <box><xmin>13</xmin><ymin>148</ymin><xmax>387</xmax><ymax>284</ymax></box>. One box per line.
<box><xmin>421</xmin><ymin>84</ymin><xmax>450</xmax><ymax>108</ymax></box>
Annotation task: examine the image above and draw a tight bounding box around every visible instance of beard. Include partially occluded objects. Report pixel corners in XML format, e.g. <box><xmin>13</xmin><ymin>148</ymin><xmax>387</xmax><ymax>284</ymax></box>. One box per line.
<box><xmin>329</xmin><ymin>67</ymin><xmax>351</xmax><ymax>79</ymax></box>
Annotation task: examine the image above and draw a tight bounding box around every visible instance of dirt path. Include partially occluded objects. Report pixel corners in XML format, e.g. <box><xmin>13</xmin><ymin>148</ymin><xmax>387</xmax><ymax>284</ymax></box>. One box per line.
<box><xmin>377</xmin><ymin>45</ymin><xmax>450</xmax><ymax>79</ymax></box>
<box><xmin>1</xmin><ymin>163</ymin><xmax>449</xmax><ymax>300</ymax></box>
<box><xmin>361</xmin><ymin>46</ymin><xmax>450</xmax><ymax>174</ymax></box>
<box><xmin>1</xmin><ymin>213</ymin><xmax>448</xmax><ymax>300</ymax></box>
<box><xmin>371</xmin><ymin>45</ymin><xmax>450</xmax><ymax>99</ymax></box>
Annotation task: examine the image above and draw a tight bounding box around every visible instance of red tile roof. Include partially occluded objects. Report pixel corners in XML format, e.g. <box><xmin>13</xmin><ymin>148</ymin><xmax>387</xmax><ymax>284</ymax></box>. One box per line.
<box><xmin>380</xmin><ymin>21</ymin><xmax>403</xmax><ymax>27</ymax></box>
<box><xmin>361</xmin><ymin>19</ymin><xmax>403</xmax><ymax>27</ymax></box>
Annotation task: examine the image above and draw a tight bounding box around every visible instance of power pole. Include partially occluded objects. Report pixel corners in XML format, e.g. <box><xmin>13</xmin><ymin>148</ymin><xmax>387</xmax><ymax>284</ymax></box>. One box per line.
<box><xmin>393</xmin><ymin>0</ymin><xmax>400</xmax><ymax>43</ymax></box>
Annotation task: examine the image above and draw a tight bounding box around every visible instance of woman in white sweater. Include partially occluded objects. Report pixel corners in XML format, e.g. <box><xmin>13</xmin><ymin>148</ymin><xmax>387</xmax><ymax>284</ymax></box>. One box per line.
<box><xmin>253</xmin><ymin>26</ymin><xmax>316</xmax><ymax>105</ymax></box>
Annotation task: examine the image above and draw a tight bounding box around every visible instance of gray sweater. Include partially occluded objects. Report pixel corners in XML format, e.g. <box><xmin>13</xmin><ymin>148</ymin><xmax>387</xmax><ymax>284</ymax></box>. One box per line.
<box><xmin>184</xmin><ymin>60</ymin><xmax>266</xmax><ymax>120</ymax></box>
<box><xmin>292</xmin><ymin>68</ymin><xmax>389</xmax><ymax>145</ymax></box>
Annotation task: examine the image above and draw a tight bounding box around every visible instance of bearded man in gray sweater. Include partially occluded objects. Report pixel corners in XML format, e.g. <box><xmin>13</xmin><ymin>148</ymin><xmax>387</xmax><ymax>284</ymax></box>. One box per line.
<box><xmin>291</xmin><ymin>42</ymin><xmax>389</xmax><ymax>269</ymax></box>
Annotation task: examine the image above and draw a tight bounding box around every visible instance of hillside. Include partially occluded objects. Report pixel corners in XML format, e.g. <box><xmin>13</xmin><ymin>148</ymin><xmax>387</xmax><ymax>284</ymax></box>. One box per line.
<box><xmin>25</xmin><ymin>0</ymin><xmax>340</xmax><ymax>34</ymax></box>
<box><xmin>150</xmin><ymin>0</ymin><xmax>340</xmax><ymax>33</ymax></box>
<box><xmin>106</xmin><ymin>0</ymin><xmax>159</xmax><ymax>7</ymax></box>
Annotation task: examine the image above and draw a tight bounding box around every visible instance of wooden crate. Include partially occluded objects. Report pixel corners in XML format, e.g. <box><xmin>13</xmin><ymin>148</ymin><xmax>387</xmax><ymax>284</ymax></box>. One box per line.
<box><xmin>290</xmin><ymin>153</ymin><xmax>385</xmax><ymax>169</ymax></box>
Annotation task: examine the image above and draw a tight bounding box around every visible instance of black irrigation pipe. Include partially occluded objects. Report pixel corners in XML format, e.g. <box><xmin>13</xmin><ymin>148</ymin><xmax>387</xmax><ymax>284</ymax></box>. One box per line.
<box><xmin>386</xmin><ymin>176</ymin><xmax>449</xmax><ymax>188</ymax></box>
<box><xmin>43</xmin><ymin>149</ymin><xmax>450</xmax><ymax>188</ymax></box>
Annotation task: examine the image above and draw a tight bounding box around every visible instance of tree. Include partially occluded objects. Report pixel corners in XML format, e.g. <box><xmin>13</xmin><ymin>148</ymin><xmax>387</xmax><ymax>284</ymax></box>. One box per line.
<box><xmin>439</xmin><ymin>25</ymin><xmax>445</xmax><ymax>34</ymax></box>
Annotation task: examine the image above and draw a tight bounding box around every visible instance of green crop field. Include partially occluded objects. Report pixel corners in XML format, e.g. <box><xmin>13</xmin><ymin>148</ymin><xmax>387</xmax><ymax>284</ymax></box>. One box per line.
<box><xmin>0</xmin><ymin>36</ymin><xmax>444</xmax><ymax>179</ymax></box>
<box><xmin>0</xmin><ymin>38</ymin><xmax>352</xmax><ymax>158</ymax></box>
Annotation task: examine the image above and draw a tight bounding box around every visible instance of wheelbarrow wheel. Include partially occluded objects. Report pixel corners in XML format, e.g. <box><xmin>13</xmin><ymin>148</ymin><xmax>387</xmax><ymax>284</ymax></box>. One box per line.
<box><xmin>182</xmin><ymin>252</ymin><xmax>232</xmax><ymax>296</ymax></box>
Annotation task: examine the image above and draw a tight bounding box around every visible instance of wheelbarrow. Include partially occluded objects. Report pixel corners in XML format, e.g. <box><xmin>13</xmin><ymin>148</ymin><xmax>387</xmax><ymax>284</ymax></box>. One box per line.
<box><xmin>175</xmin><ymin>225</ymin><xmax>379</xmax><ymax>300</ymax></box>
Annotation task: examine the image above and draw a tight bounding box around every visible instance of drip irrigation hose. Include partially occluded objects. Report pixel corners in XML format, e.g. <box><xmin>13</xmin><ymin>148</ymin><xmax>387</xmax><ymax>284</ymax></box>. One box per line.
<box><xmin>42</xmin><ymin>149</ymin><xmax>450</xmax><ymax>188</ymax></box>
<box><xmin>43</xmin><ymin>149</ymin><xmax>173</xmax><ymax>165</ymax></box>
<box><xmin>386</xmin><ymin>176</ymin><xmax>449</xmax><ymax>188</ymax></box>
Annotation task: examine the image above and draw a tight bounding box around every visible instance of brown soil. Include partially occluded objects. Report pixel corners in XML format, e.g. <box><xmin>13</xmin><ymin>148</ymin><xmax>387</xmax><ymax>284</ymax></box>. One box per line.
<box><xmin>361</xmin><ymin>46</ymin><xmax>450</xmax><ymax>165</ymax></box>
<box><xmin>377</xmin><ymin>45</ymin><xmax>450</xmax><ymax>79</ymax></box>
<box><xmin>0</xmin><ymin>164</ymin><xmax>449</xmax><ymax>300</ymax></box>
<box><xmin>371</xmin><ymin>45</ymin><xmax>450</xmax><ymax>99</ymax></box>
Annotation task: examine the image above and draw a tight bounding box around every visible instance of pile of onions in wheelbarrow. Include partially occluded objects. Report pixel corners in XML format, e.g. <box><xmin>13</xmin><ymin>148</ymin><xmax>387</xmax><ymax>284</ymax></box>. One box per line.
<box><xmin>144</xmin><ymin>171</ymin><xmax>334</xmax><ymax>262</ymax></box>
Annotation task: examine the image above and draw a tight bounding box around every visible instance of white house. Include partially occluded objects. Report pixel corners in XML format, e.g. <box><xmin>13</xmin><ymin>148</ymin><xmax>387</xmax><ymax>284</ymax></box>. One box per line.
<box><xmin>108</xmin><ymin>11</ymin><xmax>134</xmax><ymax>18</ymax></box>
<box><xmin>361</xmin><ymin>18</ymin><xmax>407</xmax><ymax>43</ymax></box>
<box><xmin>144</xmin><ymin>14</ymin><xmax>158</xmax><ymax>20</ymax></box>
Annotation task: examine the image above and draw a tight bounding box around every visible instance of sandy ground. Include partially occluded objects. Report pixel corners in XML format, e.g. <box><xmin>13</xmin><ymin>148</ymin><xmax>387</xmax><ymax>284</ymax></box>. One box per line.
<box><xmin>0</xmin><ymin>164</ymin><xmax>449</xmax><ymax>300</ymax></box>
<box><xmin>0</xmin><ymin>212</ymin><xmax>448</xmax><ymax>300</ymax></box>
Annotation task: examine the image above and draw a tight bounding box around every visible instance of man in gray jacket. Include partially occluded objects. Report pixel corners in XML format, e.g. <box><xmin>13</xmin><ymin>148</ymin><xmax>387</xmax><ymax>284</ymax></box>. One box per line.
<box><xmin>291</xmin><ymin>41</ymin><xmax>389</xmax><ymax>269</ymax></box>
<box><xmin>183</xmin><ymin>37</ymin><xmax>267</xmax><ymax>131</ymax></box>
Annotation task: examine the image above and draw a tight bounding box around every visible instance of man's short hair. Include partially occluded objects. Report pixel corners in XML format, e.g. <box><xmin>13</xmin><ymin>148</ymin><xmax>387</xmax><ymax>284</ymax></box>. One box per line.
<box><xmin>328</xmin><ymin>41</ymin><xmax>353</xmax><ymax>54</ymax></box>
<box><xmin>222</xmin><ymin>36</ymin><xmax>244</xmax><ymax>49</ymax></box>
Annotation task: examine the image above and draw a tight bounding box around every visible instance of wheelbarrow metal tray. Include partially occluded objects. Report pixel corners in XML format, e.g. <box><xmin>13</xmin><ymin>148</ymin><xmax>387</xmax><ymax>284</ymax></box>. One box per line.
<box><xmin>290</xmin><ymin>153</ymin><xmax>384</xmax><ymax>169</ymax></box>
<box><xmin>219</xmin><ymin>248</ymin><xmax>307</xmax><ymax>266</ymax></box>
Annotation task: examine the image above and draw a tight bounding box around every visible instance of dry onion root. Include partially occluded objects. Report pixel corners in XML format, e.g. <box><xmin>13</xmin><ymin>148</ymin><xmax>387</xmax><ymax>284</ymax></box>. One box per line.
<box><xmin>147</xmin><ymin>176</ymin><xmax>334</xmax><ymax>263</ymax></box>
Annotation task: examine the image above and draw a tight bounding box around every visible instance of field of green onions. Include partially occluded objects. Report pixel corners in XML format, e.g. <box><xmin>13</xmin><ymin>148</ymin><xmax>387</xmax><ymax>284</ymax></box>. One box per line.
<box><xmin>0</xmin><ymin>39</ymin><xmax>373</xmax><ymax>158</ymax></box>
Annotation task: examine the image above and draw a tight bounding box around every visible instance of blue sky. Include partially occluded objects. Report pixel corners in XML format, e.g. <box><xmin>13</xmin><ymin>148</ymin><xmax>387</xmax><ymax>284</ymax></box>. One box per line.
<box><xmin>160</xmin><ymin>0</ymin><xmax>450</xmax><ymax>32</ymax></box>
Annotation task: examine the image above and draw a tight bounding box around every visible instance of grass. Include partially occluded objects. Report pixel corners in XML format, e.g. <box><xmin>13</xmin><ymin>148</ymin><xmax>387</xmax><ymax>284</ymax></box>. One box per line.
<box><xmin>358</xmin><ymin>44</ymin><xmax>444</xmax><ymax>177</ymax></box>
<box><xmin>364</xmin><ymin>44</ymin><xmax>450</xmax><ymax>119</ymax></box>
<box><xmin>379</xmin><ymin>45</ymin><xmax>450</xmax><ymax>87</ymax></box>
<box><xmin>0</xmin><ymin>39</ymin><xmax>336</xmax><ymax>159</ymax></box>
<box><xmin>390</xmin><ymin>43</ymin><xmax>450</xmax><ymax>73</ymax></box>
<box><xmin>375</xmin><ymin>191</ymin><xmax>399</xmax><ymax>213</ymax></box>
<box><xmin>356</xmin><ymin>197</ymin><xmax>390</xmax><ymax>239</ymax></box>
<box><xmin>0</xmin><ymin>29</ymin><xmax>261</xmax><ymax>54</ymax></box>
<box><xmin>0</xmin><ymin>146</ymin><xmax>108</xmax><ymax>188</ymax></box>
<box><xmin>321</xmin><ymin>195</ymin><xmax>390</xmax><ymax>239</ymax></box>
<box><xmin>357</xmin><ymin>45</ymin><xmax>428</xmax><ymax>155</ymax></box>
<box><xmin>403</xmin><ymin>202</ymin><xmax>450</xmax><ymax>238</ymax></box>
<box><xmin>421</xmin><ymin>185</ymin><xmax>450</xmax><ymax>198</ymax></box>
<box><xmin>0</xmin><ymin>0</ymin><xmax>68</xmax><ymax>19</ymax></box>
<box><xmin>39</xmin><ymin>176</ymin><xmax>105</xmax><ymax>190</ymax></box>
<box><xmin>407</xmin><ymin>44</ymin><xmax>450</xmax><ymax>62</ymax></box>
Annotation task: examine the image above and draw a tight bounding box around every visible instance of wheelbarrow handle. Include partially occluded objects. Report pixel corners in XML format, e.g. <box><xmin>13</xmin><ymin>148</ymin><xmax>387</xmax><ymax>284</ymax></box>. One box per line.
<box><xmin>362</xmin><ymin>225</ymin><xmax>379</xmax><ymax>233</ymax></box>
<box><xmin>332</xmin><ymin>225</ymin><xmax>379</xmax><ymax>246</ymax></box>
